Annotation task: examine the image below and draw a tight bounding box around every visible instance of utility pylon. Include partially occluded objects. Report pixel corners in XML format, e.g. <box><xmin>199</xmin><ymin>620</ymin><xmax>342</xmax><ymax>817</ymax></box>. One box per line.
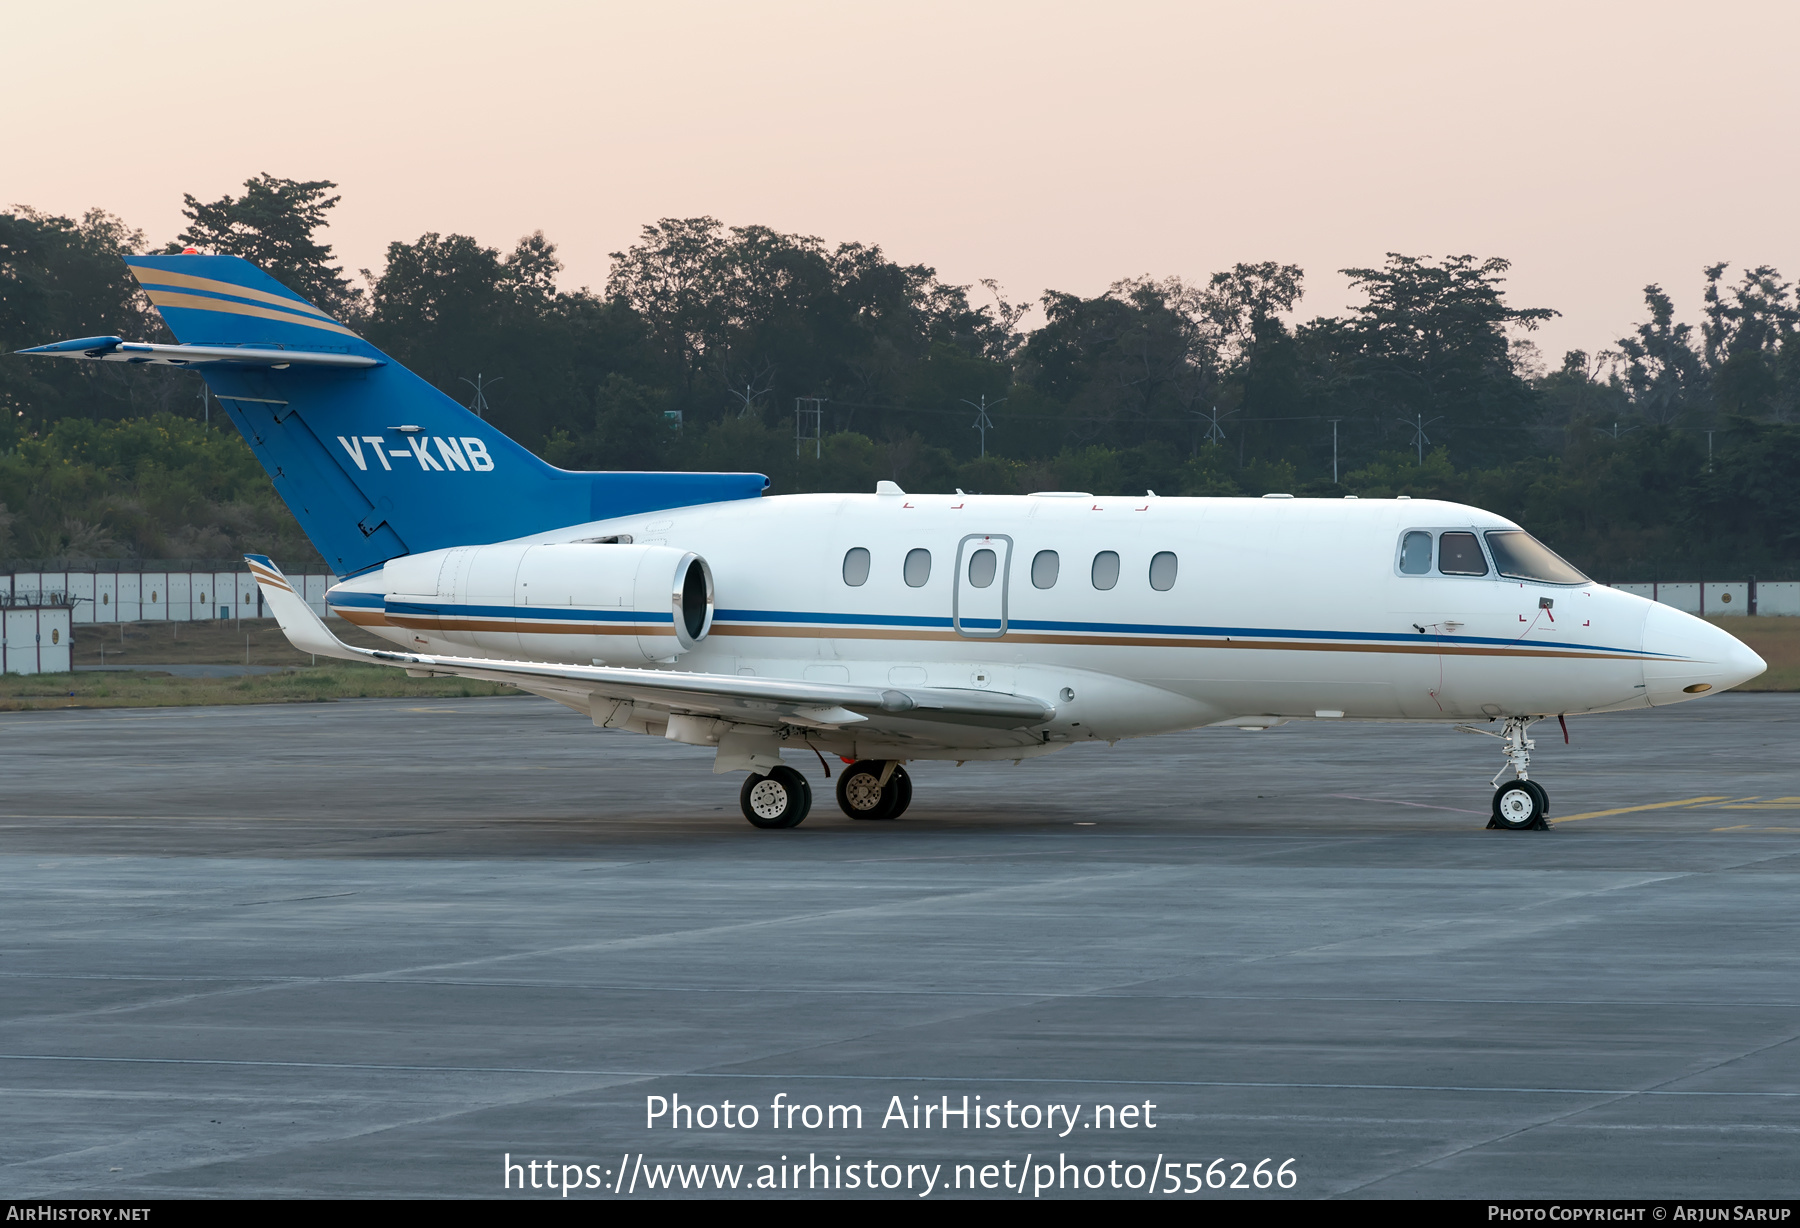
<box><xmin>459</xmin><ymin>374</ymin><xmax>502</xmax><ymax>419</ymax></box>
<box><xmin>960</xmin><ymin>395</ymin><xmax>1005</xmax><ymax>458</ymax></box>
<box><xmin>795</xmin><ymin>396</ymin><xmax>827</xmax><ymax>458</ymax></box>
<box><xmin>1190</xmin><ymin>405</ymin><xmax>1237</xmax><ymax>454</ymax></box>
<box><xmin>1398</xmin><ymin>413</ymin><xmax>1443</xmax><ymax>465</ymax></box>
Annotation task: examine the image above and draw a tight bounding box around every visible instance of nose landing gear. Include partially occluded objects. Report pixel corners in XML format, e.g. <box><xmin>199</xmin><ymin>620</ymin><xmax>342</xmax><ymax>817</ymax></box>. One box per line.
<box><xmin>1460</xmin><ymin>716</ymin><xmax>1552</xmax><ymax>830</ymax></box>
<box><xmin>836</xmin><ymin>760</ymin><xmax>912</xmax><ymax>820</ymax></box>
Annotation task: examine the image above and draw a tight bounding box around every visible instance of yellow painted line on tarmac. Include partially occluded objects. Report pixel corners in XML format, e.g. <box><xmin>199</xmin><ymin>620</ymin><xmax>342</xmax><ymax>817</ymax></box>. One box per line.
<box><xmin>1551</xmin><ymin>796</ymin><xmax>1733</xmax><ymax>825</ymax></box>
<box><xmin>1711</xmin><ymin>825</ymin><xmax>1753</xmax><ymax>832</ymax></box>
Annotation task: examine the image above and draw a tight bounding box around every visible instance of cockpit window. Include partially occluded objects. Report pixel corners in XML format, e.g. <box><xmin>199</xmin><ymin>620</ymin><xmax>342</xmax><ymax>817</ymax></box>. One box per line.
<box><xmin>1399</xmin><ymin>531</ymin><xmax>1432</xmax><ymax>574</ymax></box>
<box><xmin>1485</xmin><ymin>530</ymin><xmax>1588</xmax><ymax>584</ymax></box>
<box><xmin>1437</xmin><ymin>531</ymin><xmax>1488</xmax><ymax>576</ymax></box>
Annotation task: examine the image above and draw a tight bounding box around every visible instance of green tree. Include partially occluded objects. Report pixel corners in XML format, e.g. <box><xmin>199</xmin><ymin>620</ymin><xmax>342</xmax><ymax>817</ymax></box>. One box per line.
<box><xmin>0</xmin><ymin>207</ymin><xmax>182</xmax><ymax>428</ymax></box>
<box><xmin>174</xmin><ymin>174</ymin><xmax>359</xmax><ymax>317</ymax></box>
<box><xmin>1700</xmin><ymin>263</ymin><xmax>1797</xmax><ymax>418</ymax></box>
<box><xmin>1617</xmin><ymin>284</ymin><xmax>1704</xmax><ymax>426</ymax></box>
<box><xmin>1328</xmin><ymin>254</ymin><xmax>1555</xmax><ymax>465</ymax></box>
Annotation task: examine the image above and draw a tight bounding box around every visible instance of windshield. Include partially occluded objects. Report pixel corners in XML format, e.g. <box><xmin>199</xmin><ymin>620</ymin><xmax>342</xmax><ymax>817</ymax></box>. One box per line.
<box><xmin>1484</xmin><ymin>530</ymin><xmax>1588</xmax><ymax>584</ymax></box>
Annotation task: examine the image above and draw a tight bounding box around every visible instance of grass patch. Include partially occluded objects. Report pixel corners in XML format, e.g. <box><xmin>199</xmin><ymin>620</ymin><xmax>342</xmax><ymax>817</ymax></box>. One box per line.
<box><xmin>72</xmin><ymin>617</ymin><xmax>396</xmax><ymax>667</ymax></box>
<box><xmin>8</xmin><ymin>618</ymin><xmax>517</xmax><ymax>709</ymax></box>
<box><xmin>0</xmin><ymin>662</ymin><xmax>519</xmax><ymax>711</ymax></box>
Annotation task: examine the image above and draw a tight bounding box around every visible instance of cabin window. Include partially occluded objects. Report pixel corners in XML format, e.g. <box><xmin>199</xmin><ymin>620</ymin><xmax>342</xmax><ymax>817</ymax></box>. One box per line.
<box><xmin>967</xmin><ymin>548</ymin><xmax>997</xmax><ymax>588</ymax></box>
<box><xmin>1399</xmin><ymin>530</ymin><xmax>1432</xmax><ymax>574</ymax></box>
<box><xmin>904</xmin><ymin>548</ymin><xmax>932</xmax><ymax>587</ymax></box>
<box><xmin>1091</xmin><ymin>550</ymin><xmax>1120</xmax><ymax>590</ymax></box>
<box><xmin>842</xmin><ymin>547</ymin><xmax>870</xmax><ymax>586</ymax></box>
<box><xmin>1485</xmin><ymin>530</ymin><xmax>1588</xmax><ymax>584</ymax></box>
<box><xmin>1438</xmin><ymin>531</ymin><xmax>1488</xmax><ymax>576</ymax></box>
<box><xmin>1149</xmin><ymin>551</ymin><xmax>1178</xmax><ymax>591</ymax></box>
<box><xmin>1031</xmin><ymin>550</ymin><xmax>1059</xmax><ymax>589</ymax></box>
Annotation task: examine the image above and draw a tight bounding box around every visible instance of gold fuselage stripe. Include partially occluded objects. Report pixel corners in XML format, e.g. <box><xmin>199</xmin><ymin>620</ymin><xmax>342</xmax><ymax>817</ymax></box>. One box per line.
<box><xmin>339</xmin><ymin>611</ymin><xmax>1653</xmax><ymax>662</ymax></box>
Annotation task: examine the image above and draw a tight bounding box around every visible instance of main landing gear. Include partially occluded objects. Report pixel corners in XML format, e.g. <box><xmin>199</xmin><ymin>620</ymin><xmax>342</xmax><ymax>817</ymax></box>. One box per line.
<box><xmin>740</xmin><ymin>766</ymin><xmax>813</xmax><ymax>829</ymax></box>
<box><xmin>738</xmin><ymin>760</ymin><xmax>912</xmax><ymax>828</ymax></box>
<box><xmin>1480</xmin><ymin>716</ymin><xmax>1550</xmax><ymax>831</ymax></box>
<box><xmin>835</xmin><ymin>760</ymin><xmax>912</xmax><ymax>821</ymax></box>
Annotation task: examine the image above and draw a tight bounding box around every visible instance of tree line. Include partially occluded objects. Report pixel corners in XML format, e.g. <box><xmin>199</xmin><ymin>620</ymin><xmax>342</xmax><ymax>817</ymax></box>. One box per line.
<box><xmin>2</xmin><ymin>173</ymin><xmax>1796</xmax><ymax>578</ymax></box>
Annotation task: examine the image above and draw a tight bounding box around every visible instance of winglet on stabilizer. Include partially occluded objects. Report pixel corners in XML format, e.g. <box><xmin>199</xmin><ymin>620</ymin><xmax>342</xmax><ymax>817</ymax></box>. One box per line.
<box><xmin>243</xmin><ymin>555</ymin><xmax>358</xmax><ymax>661</ymax></box>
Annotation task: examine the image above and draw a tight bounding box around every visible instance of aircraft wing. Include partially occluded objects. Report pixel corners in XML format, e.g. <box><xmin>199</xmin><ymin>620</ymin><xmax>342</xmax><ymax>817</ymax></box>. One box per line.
<box><xmin>244</xmin><ymin>556</ymin><xmax>1054</xmax><ymax>731</ymax></box>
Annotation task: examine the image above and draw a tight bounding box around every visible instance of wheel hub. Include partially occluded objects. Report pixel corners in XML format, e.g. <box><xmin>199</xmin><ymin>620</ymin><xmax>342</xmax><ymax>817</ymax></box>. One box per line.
<box><xmin>844</xmin><ymin>773</ymin><xmax>884</xmax><ymax>811</ymax></box>
<box><xmin>1497</xmin><ymin>787</ymin><xmax>1535</xmax><ymax>823</ymax></box>
<box><xmin>748</xmin><ymin>779</ymin><xmax>789</xmax><ymax>819</ymax></box>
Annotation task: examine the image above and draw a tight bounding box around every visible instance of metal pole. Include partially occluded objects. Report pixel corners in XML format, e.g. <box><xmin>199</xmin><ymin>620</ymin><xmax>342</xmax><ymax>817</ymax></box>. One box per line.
<box><xmin>961</xmin><ymin>396</ymin><xmax>1003</xmax><ymax>459</ymax></box>
<box><xmin>1330</xmin><ymin>418</ymin><xmax>1341</xmax><ymax>484</ymax></box>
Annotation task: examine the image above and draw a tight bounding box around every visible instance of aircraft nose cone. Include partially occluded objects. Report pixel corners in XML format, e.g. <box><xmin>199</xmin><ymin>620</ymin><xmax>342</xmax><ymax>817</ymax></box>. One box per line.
<box><xmin>1641</xmin><ymin>602</ymin><xmax>1767</xmax><ymax>703</ymax></box>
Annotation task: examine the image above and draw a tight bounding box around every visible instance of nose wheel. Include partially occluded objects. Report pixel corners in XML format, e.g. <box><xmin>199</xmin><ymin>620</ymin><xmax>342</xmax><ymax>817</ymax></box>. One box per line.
<box><xmin>1492</xmin><ymin>778</ymin><xmax>1549</xmax><ymax>830</ymax></box>
<box><xmin>740</xmin><ymin>766</ymin><xmax>812</xmax><ymax>829</ymax></box>
<box><xmin>1461</xmin><ymin>716</ymin><xmax>1553</xmax><ymax>830</ymax></box>
<box><xmin>836</xmin><ymin>760</ymin><xmax>912</xmax><ymax>820</ymax></box>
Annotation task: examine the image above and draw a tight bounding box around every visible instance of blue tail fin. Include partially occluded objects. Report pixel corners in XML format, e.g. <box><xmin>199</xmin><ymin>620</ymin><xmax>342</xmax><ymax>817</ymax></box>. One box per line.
<box><xmin>123</xmin><ymin>255</ymin><xmax>766</xmax><ymax>575</ymax></box>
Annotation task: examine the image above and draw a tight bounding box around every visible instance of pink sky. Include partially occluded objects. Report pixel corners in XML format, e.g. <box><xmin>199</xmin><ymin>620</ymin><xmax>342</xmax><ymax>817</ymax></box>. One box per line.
<box><xmin>8</xmin><ymin>0</ymin><xmax>1797</xmax><ymax>363</ymax></box>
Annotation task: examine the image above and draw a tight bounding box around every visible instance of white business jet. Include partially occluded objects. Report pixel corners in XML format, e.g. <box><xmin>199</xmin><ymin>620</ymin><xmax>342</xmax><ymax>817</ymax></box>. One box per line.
<box><xmin>19</xmin><ymin>255</ymin><xmax>1766</xmax><ymax>831</ymax></box>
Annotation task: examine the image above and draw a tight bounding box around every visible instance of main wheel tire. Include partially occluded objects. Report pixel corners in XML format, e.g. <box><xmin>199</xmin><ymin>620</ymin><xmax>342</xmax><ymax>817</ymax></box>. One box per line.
<box><xmin>1492</xmin><ymin>779</ymin><xmax>1548</xmax><ymax>830</ymax></box>
<box><xmin>836</xmin><ymin>760</ymin><xmax>898</xmax><ymax>820</ymax></box>
<box><xmin>887</xmin><ymin>765</ymin><xmax>913</xmax><ymax>818</ymax></box>
<box><xmin>741</xmin><ymin>765</ymin><xmax>812</xmax><ymax>829</ymax></box>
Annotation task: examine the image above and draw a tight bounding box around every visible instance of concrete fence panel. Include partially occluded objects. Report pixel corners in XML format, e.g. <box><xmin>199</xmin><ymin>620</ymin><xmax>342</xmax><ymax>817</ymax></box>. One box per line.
<box><xmin>1757</xmin><ymin>582</ymin><xmax>1800</xmax><ymax>615</ymax></box>
<box><xmin>4</xmin><ymin>609</ymin><xmax>38</xmax><ymax>674</ymax></box>
<box><xmin>166</xmin><ymin>572</ymin><xmax>192</xmax><ymax>622</ymax></box>
<box><xmin>212</xmin><ymin>573</ymin><xmax>241</xmax><ymax>621</ymax></box>
<box><xmin>94</xmin><ymin>574</ymin><xmax>118</xmax><ymax>622</ymax></box>
<box><xmin>67</xmin><ymin>573</ymin><xmax>96</xmax><ymax>623</ymax></box>
<box><xmin>1705</xmin><ymin>582</ymin><xmax>1750</xmax><ymax>615</ymax></box>
<box><xmin>115</xmin><ymin>574</ymin><xmax>140</xmax><ymax>622</ymax></box>
<box><xmin>40</xmin><ymin>610</ymin><xmax>70</xmax><ymax>673</ymax></box>
<box><xmin>1654</xmin><ymin>583</ymin><xmax>1701</xmax><ymax>614</ymax></box>
<box><xmin>141</xmin><ymin>572</ymin><xmax>168</xmax><ymax>620</ymax></box>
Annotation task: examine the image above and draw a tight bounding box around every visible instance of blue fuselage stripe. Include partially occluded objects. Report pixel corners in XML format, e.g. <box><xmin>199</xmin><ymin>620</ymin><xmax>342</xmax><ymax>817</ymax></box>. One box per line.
<box><xmin>329</xmin><ymin>596</ymin><xmax>1656</xmax><ymax>656</ymax></box>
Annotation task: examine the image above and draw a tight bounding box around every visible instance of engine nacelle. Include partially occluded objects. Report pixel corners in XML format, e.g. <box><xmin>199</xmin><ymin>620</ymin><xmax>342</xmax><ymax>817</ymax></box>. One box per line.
<box><xmin>382</xmin><ymin>542</ymin><xmax>713</xmax><ymax>663</ymax></box>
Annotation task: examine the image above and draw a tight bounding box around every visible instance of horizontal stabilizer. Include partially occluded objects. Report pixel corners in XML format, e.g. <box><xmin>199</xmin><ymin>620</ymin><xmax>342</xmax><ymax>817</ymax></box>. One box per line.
<box><xmin>15</xmin><ymin>337</ymin><xmax>379</xmax><ymax>369</ymax></box>
<box><xmin>15</xmin><ymin>254</ymin><xmax>770</xmax><ymax>575</ymax></box>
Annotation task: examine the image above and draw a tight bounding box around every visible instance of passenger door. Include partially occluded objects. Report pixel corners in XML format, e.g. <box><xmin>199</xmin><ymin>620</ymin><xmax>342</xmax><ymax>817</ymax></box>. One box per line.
<box><xmin>953</xmin><ymin>533</ymin><xmax>1012</xmax><ymax>638</ymax></box>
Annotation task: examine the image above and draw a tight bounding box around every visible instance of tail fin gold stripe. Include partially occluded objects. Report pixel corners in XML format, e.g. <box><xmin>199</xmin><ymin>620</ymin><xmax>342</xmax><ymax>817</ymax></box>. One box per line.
<box><xmin>128</xmin><ymin>265</ymin><xmax>338</xmax><ymax>322</ymax></box>
<box><xmin>144</xmin><ymin>290</ymin><xmax>359</xmax><ymax>339</ymax></box>
<box><xmin>247</xmin><ymin>566</ymin><xmax>295</xmax><ymax>593</ymax></box>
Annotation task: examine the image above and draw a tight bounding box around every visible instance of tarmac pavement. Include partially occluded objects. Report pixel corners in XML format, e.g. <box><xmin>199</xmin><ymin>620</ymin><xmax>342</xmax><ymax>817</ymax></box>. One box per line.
<box><xmin>0</xmin><ymin>693</ymin><xmax>1795</xmax><ymax>1199</ymax></box>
